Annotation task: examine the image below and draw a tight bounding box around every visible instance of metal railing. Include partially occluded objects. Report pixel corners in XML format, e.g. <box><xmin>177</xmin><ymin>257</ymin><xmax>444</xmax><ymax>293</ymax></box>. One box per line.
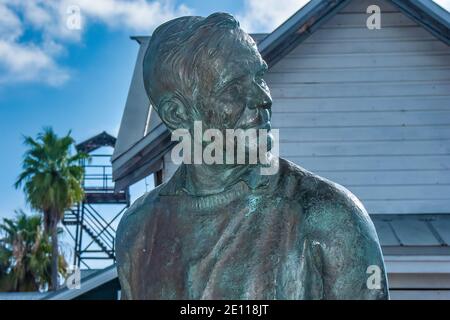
<box><xmin>63</xmin><ymin>203</ymin><xmax>126</xmax><ymax>261</ymax></box>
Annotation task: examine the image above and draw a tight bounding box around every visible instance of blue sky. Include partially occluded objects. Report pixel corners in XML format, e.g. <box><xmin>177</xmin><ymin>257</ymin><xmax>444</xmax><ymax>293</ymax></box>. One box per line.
<box><xmin>0</xmin><ymin>0</ymin><xmax>449</xmax><ymax>221</ymax></box>
<box><xmin>0</xmin><ymin>0</ymin><xmax>303</xmax><ymax>220</ymax></box>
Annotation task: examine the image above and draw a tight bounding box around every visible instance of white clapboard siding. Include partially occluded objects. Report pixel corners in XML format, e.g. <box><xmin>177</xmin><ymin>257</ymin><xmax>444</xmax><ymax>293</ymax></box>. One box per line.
<box><xmin>273</xmin><ymin>55</ymin><xmax>450</xmax><ymax>69</ymax></box>
<box><xmin>273</xmin><ymin>110</ymin><xmax>450</xmax><ymax>126</ymax></box>
<box><xmin>279</xmin><ymin>127</ymin><xmax>450</xmax><ymax>141</ymax></box>
<box><xmin>280</xmin><ymin>140</ymin><xmax>450</xmax><ymax>156</ymax></box>
<box><xmin>264</xmin><ymin>0</ymin><xmax>450</xmax><ymax>215</ymax></box>
<box><xmin>268</xmin><ymin>68</ymin><xmax>450</xmax><ymax>83</ymax></box>
<box><xmin>290</xmin><ymin>155</ymin><xmax>450</xmax><ymax>171</ymax></box>
<box><xmin>271</xmin><ymin>96</ymin><xmax>450</xmax><ymax>112</ymax></box>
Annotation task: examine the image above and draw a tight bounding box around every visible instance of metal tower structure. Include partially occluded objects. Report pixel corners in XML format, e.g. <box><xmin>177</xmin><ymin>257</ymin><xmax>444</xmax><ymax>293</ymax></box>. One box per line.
<box><xmin>62</xmin><ymin>132</ymin><xmax>130</xmax><ymax>269</ymax></box>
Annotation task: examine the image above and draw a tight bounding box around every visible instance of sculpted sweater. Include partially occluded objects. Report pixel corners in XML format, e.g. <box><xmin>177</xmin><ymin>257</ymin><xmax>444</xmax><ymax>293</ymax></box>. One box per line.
<box><xmin>116</xmin><ymin>158</ymin><xmax>389</xmax><ymax>300</ymax></box>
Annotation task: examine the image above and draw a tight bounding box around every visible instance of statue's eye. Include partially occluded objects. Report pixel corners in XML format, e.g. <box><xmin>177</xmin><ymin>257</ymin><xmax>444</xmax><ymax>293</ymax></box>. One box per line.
<box><xmin>218</xmin><ymin>75</ymin><xmax>250</xmax><ymax>96</ymax></box>
<box><xmin>225</xmin><ymin>80</ymin><xmax>243</xmax><ymax>94</ymax></box>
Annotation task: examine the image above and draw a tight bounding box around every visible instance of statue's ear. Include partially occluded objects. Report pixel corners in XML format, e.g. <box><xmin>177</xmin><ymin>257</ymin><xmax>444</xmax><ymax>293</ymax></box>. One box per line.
<box><xmin>157</xmin><ymin>94</ymin><xmax>190</xmax><ymax>131</ymax></box>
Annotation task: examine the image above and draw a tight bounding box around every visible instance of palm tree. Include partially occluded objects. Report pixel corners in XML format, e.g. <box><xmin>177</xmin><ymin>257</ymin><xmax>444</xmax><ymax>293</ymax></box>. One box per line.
<box><xmin>0</xmin><ymin>211</ymin><xmax>67</xmax><ymax>292</ymax></box>
<box><xmin>15</xmin><ymin>127</ymin><xmax>88</xmax><ymax>290</ymax></box>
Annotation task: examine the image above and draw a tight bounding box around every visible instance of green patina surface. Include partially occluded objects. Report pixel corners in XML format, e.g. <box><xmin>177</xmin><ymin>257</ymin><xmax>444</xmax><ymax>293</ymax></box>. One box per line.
<box><xmin>115</xmin><ymin>12</ymin><xmax>389</xmax><ymax>300</ymax></box>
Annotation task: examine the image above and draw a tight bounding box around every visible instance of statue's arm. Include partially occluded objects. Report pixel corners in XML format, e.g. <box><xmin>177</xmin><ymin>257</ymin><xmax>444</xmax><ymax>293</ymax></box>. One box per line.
<box><xmin>115</xmin><ymin>198</ymin><xmax>146</xmax><ymax>300</ymax></box>
<box><xmin>304</xmin><ymin>187</ymin><xmax>389</xmax><ymax>300</ymax></box>
<box><xmin>115</xmin><ymin>191</ymin><xmax>156</xmax><ymax>300</ymax></box>
<box><xmin>116</xmin><ymin>218</ymin><xmax>133</xmax><ymax>300</ymax></box>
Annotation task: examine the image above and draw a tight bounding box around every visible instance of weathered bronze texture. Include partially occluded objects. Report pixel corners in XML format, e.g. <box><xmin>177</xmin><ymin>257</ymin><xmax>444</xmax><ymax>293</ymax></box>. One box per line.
<box><xmin>116</xmin><ymin>13</ymin><xmax>389</xmax><ymax>300</ymax></box>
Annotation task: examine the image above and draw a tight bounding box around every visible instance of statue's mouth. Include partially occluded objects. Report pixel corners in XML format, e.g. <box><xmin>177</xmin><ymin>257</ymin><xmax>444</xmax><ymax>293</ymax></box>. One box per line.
<box><xmin>239</xmin><ymin>109</ymin><xmax>271</xmax><ymax>131</ymax></box>
<box><xmin>240</xmin><ymin>121</ymin><xmax>271</xmax><ymax>131</ymax></box>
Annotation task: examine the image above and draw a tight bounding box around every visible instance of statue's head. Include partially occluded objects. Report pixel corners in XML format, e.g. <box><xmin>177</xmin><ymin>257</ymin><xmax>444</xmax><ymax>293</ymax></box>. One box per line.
<box><xmin>143</xmin><ymin>13</ymin><xmax>272</xmax><ymax>136</ymax></box>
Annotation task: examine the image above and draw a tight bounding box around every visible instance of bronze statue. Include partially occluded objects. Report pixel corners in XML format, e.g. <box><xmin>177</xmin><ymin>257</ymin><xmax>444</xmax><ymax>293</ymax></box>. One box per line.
<box><xmin>116</xmin><ymin>13</ymin><xmax>389</xmax><ymax>300</ymax></box>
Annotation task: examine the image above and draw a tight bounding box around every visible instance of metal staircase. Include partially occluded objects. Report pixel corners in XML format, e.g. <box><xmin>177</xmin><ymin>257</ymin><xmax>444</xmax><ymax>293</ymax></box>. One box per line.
<box><xmin>63</xmin><ymin>205</ymin><xmax>116</xmax><ymax>260</ymax></box>
<box><xmin>61</xmin><ymin>132</ymin><xmax>130</xmax><ymax>269</ymax></box>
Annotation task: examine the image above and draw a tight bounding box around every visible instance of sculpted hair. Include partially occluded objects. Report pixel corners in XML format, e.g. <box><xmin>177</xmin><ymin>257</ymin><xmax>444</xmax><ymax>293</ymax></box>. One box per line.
<box><xmin>142</xmin><ymin>12</ymin><xmax>246</xmax><ymax>118</ymax></box>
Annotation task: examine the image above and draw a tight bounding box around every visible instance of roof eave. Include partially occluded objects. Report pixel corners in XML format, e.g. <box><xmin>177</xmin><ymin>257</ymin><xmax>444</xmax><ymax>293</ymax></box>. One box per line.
<box><xmin>390</xmin><ymin>0</ymin><xmax>450</xmax><ymax>45</ymax></box>
<box><xmin>258</xmin><ymin>0</ymin><xmax>351</xmax><ymax>66</ymax></box>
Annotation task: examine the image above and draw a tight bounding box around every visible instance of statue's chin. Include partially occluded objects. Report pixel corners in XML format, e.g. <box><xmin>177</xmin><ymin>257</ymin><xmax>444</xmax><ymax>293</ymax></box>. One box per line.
<box><xmin>266</xmin><ymin>132</ymin><xmax>273</xmax><ymax>152</ymax></box>
<box><xmin>241</xmin><ymin>133</ymin><xmax>274</xmax><ymax>162</ymax></box>
<box><xmin>255</xmin><ymin>131</ymin><xmax>273</xmax><ymax>152</ymax></box>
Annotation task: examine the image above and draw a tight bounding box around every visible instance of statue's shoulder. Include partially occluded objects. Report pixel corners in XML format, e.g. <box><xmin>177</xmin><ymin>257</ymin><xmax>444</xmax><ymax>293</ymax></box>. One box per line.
<box><xmin>279</xmin><ymin>157</ymin><xmax>377</xmax><ymax>241</ymax></box>
<box><xmin>115</xmin><ymin>183</ymin><xmax>171</xmax><ymax>299</ymax></box>
<box><xmin>115</xmin><ymin>184</ymin><xmax>164</xmax><ymax>254</ymax></box>
<box><xmin>280</xmin><ymin>159</ymin><xmax>388</xmax><ymax>299</ymax></box>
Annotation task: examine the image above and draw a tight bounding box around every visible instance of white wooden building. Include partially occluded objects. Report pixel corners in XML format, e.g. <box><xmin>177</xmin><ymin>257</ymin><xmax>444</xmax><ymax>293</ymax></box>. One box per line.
<box><xmin>112</xmin><ymin>0</ymin><xmax>450</xmax><ymax>299</ymax></box>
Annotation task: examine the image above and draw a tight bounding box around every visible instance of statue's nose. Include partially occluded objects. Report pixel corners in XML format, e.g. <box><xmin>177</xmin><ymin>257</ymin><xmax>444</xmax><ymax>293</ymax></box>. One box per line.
<box><xmin>249</xmin><ymin>89</ymin><xmax>272</xmax><ymax>110</ymax></box>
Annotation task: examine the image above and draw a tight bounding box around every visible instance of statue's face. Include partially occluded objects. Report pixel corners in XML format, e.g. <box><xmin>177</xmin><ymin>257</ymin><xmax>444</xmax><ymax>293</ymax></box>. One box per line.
<box><xmin>197</xmin><ymin>32</ymin><xmax>272</xmax><ymax>132</ymax></box>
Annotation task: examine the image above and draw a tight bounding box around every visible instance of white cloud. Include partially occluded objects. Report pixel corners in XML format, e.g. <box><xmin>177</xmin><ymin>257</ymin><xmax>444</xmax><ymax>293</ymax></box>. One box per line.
<box><xmin>434</xmin><ymin>0</ymin><xmax>450</xmax><ymax>11</ymax></box>
<box><xmin>72</xmin><ymin>0</ymin><xmax>192</xmax><ymax>31</ymax></box>
<box><xmin>22</xmin><ymin>2</ymin><xmax>53</xmax><ymax>28</ymax></box>
<box><xmin>0</xmin><ymin>0</ymin><xmax>193</xmax><ymax>86</ymax></box>
<box><xmin>237</xmin><ymin>0</ymin><xmax>309</xmax><ymax>33</ymax></box>
<box><xmin>0</xmin><ymin>40</ymin><xmax>69</xmax><ymax>86</ymax></box>
<box><xmin>0</xmin><ymin>3</ymin><xmax>23</xmax><ymax>41</ymax></box>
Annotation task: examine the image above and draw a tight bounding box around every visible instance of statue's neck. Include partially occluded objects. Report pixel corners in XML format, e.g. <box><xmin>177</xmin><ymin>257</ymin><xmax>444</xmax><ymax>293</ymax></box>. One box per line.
<box><xmin>183</xmin><ymin>163</ymin><xmax>255</xmax><ymax>196</ymax></box>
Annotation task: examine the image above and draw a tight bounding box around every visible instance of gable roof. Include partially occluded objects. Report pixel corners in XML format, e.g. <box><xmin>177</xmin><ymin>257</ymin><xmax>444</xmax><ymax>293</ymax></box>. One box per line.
<box><xmin>112</xmin><ymin>0</ymin><xmax>450</xmax><ymax>189</ymax></box>
<box><xmin>76</xmin><ymin>131</ymin><xmax>116</xmax><ymax>154</ymax></box>
<box><xmin>259</xmin><ymin>0</ymin><xmax>449</xmax><ymax>67</ymax></box>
